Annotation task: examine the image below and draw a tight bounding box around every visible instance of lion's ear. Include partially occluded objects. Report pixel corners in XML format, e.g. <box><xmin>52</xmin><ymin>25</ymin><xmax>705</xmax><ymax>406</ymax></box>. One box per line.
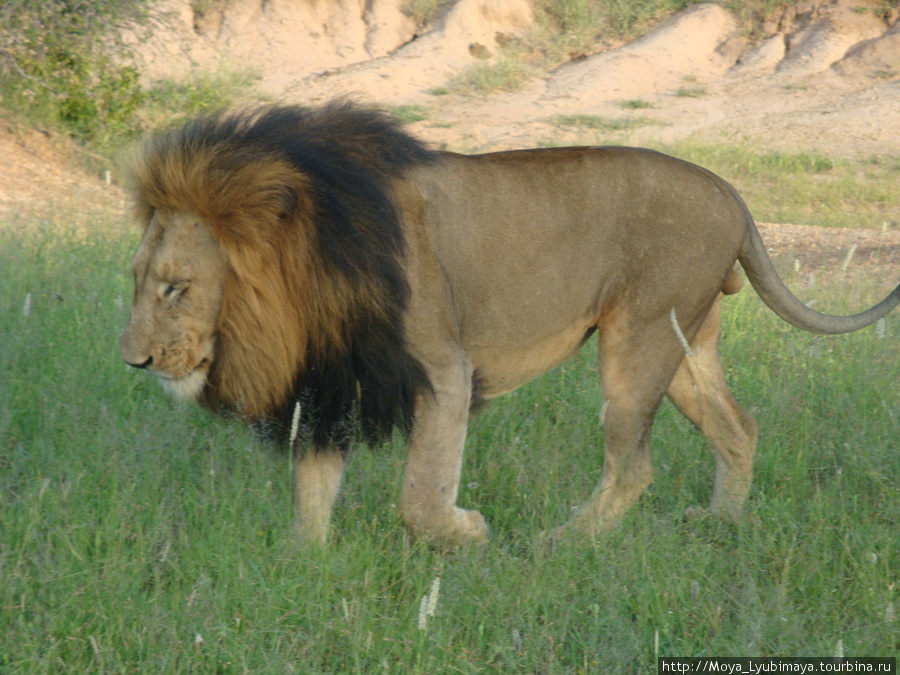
<box><xmin>278</xmin><ymin>187</ymin><xmax>299</xmax><ymax>223</ymax></box>
<box><xmin>130</xmin><ymin>197</ymin><xmax>155</xmax><ymax>230</ymax></box>
<box><xmin>277</xmin><ymin>178</ymin><xmax>319</xmax><ymax>228</ymax></box>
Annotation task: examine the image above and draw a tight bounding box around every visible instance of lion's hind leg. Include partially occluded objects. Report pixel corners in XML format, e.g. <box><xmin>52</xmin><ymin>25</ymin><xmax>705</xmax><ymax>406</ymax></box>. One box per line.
<box><xmin>666</xmin><ymin>293</ymin><xmax>758</xmax><ymax>522</ymax></box>
<box><xmin>564</xmin><ymin>312</ymin><xmax>691</xmax><ymax>538</ymax></box>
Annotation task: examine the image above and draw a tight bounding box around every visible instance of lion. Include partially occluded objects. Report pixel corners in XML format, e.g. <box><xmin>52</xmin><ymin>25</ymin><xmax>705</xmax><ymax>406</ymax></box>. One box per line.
<box><xmin>121</xmin><ymin>101</ymin><xmax>900</xmax><ymax>547</ymax></box>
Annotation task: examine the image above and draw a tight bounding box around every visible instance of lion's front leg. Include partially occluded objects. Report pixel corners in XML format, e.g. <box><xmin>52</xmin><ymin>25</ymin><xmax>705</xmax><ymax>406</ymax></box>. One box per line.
<box><xmin>292</xmin><ymin>447</ymin><xmax>345</xmax><ymax>545</ymax></box>
<box><xmin>399</xmin><ymin>361</ymin><xmax>488</xmax><ymax>547</ymax></box>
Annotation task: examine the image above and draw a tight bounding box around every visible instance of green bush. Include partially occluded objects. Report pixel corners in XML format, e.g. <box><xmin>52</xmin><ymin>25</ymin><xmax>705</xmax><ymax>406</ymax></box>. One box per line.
<box><xmin>0</xmin><ymin>0</ymin><xmax>148</xmax><ymax>145</ymax></box>
<box><xmin>0</xmin><ymin>0</ymin><xmax>262</xmax><ymax>161</ymax></box>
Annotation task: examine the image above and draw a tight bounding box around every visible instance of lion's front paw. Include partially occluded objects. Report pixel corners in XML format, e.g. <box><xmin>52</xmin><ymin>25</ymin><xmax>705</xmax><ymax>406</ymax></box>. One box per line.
<box><xmin>403</xmin><ymin>506</ymin><xmax>489</xmax><ymax>548</ymax></box>
<box><xmin>454</xmin><ymin>508</ymin><xmax>489</xmax><ymax>546</ymax></box>
<box><xmin>436</xmin><ymin>507</ymin><xmax>489</xmax><ymax>548</ymax></box>
<box><xmin>293</xmin><ymin>517</ymin><xmax>331</xmax><ymax>547</ymax></box>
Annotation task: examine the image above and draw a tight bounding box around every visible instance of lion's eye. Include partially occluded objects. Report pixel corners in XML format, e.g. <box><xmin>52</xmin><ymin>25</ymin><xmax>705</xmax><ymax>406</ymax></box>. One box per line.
<box><xmin>162</xmin><ymin>281</ymin><xmax>187</xmax><ymax>300</ymax></box>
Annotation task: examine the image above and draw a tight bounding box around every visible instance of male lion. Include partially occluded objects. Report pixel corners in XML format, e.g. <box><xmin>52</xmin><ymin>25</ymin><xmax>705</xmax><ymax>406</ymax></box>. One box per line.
<box><xmin>121</xmin><ymin>102</ymin><xmax>900</xmax><ymax>547</ymax></box>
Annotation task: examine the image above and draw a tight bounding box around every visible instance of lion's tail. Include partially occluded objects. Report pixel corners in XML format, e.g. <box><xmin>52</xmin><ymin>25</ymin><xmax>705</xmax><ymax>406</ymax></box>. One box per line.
<box><xmin>737</xmin><ymin>213</ymin><xmax>900</xmax><ymax>335</ymax></box>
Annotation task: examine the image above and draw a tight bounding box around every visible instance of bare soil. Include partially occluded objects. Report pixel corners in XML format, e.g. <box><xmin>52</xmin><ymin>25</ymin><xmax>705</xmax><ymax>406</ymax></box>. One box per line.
<box><xmin>2</xmin><ymin>0</ymin><xmax>899</xmax><ymax>275</ymax></box>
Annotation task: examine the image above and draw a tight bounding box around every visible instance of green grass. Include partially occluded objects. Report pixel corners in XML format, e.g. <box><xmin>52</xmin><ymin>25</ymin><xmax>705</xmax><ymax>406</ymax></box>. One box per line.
<box><xmin>2</xmin><ymin>200</ymin><xmax>899</xmax><ymax>672</ymax></box>
<box><xmin>667</xmin><ymin>145</ymin><xmax>900</xmax><ymax>229</ymax></box>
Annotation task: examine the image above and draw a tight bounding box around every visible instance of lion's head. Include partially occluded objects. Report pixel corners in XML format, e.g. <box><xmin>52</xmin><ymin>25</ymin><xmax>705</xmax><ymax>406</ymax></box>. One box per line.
<box><xmin>120</xmin><ymin>209</ymin><xmax>227</xmax><ymax>401</ymax></box>
<box><xmin>121</xmin><ymin>102</ymin><xmax>434</xmax><ymax>446</ymax></box>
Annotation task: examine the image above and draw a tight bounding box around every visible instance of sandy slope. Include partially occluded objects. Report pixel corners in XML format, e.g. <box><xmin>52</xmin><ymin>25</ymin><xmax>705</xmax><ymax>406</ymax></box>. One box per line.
<box><xmin>122</xmin><ymin>0</ymin><xmax>900</xmax><ymax>157</ymax></box>
<box><xmin>388</xmin><ymin>1</ymin><xmax>900</xmax><ymax>157</ymax></box>
<box><xmin>2</xmin><ymin>0</ymin><xmax>898</xmax><ymax>266</ymax></box>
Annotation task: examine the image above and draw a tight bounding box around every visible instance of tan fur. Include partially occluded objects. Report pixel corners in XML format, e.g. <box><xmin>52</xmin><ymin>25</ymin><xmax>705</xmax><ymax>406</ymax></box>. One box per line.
<box><xmin>122</xmin><ymin>106</ymin><xmax>900</xmax><ymax>548</ymax></box>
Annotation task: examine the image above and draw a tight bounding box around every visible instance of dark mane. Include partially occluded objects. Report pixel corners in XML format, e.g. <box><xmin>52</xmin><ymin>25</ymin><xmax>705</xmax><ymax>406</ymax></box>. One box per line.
<box><xmin>247</xmin><ymin>103</ymin><xmax>436</xmax><ymax>448</ymax></box>
<box><xmin>131</xmin><ymin>101</ymin><xmax>436</xmax><ymax>449</ymax></box>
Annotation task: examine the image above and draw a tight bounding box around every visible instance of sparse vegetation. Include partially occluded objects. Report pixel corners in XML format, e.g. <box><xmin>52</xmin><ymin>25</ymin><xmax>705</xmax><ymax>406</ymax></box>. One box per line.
<box><xmin>528</xmin><ymin>0</ymin><xmax>696</xmax><ymax>67</ymax></box>
<box><xmin>555</xmin><ymin>113</ymin><xmax>655</xmax><ymax>131</ymax></box>
<box><xmin>403</xmin><ymin>0</ymin><xmax>445</xmax><ymax>29</ymax></box>
<box><xmin>447</xmin><ymin>55</ymin><xmax>532</xmax><ymax>95</ymax></box>
<box><xmin>528</xmin><ymin>0</ymin><xmax>810</xmax><ymax>69</ymax></box>
<box><xmin>723</xmin><ymin>0</ymin><xmax>810</xmax><ymax>39</ymax></box>
<box><xmin>675</xmin><ymin>85</ymin><xmax>708</xmax><ymax>97</ymax></box>
<box><xmin>448</xmin><ymin>0</ymin><xmax>812</xmax><ymax>95</ymax></box>
<box><xmin>138</xmin><ymin>71</ymin><xmax>262</xmax><ymax>128</ymax></box>
<box><xmin>620</xmin><ymin>98</ymin><xmax>655</xmax><ymax>109</ymax></box>
<box><xmin>0</xmin><ymin>0</ymin><xmax>818</xmax><ymax>145</ymax></box>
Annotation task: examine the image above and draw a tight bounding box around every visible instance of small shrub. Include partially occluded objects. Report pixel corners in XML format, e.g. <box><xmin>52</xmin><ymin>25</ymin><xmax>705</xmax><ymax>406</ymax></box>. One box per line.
<box><xmin>389</xmin><ymin>105</ymin><xmax>430</xmax><ymax>124</ymax></box>
<box><xmin>675</xmin><ymin>86</ymin><xmax>708</xmax><ymax>98</ymax></box>
<box><xmin>448</xmin><ymin>57</ymin><xmax>531</xmax><ymax>96</ymax></box>
<box><xmin>620</xmin><ymin>98</ymin><xmax>654</xmax><ymax>109</ymax></box>
<box><xmin>403</xmin><ymin>0</ymin><xmax>443</xmax><ymax>29</ymax></box>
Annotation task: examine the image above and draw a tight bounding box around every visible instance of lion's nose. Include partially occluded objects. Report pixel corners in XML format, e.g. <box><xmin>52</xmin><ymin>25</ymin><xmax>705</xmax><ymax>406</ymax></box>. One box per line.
<box><xmin>124</xmin><ymin>356</ymin><xmax>153</xmax><ymax>370</ymax></box>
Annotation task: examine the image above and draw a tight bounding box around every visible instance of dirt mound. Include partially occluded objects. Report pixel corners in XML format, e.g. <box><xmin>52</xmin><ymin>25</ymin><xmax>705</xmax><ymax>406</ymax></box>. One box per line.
<box><xmin>124</xmin><ymin>0</ymin><xmax>414</xmax><ymax>83</ymax></box>
<box><xmin>127</xmin><ymin>0</ymin><xmax>532</xmax><ymax>94</ymax></box>
<box><xmin>834</xmin><ymin>20</ymin><xmax>900</xmax><ymax>77</ymax></box>
<box><xmin>775</xmin><ymin>0</ymin><xmax>889</xmax><ymax>78</ymax></box>
<box><xmin>446</xmin><ymin>2</ymin><xmax>896</xmax><ymax>156</ymax></box>
<box><xmin>544</xmin><ymin>4</ymin><xmax>741</xmax><ymax>106</ymax></box>
<box><xmin>281</xmin><ymin>0</ymin><xmax>533</xmax><ymax>101</ymax></box>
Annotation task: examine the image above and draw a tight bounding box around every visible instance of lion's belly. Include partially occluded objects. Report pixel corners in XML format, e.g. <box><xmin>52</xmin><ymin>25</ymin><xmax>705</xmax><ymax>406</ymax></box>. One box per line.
<box><xmin>465</xmin><ymin>319</ymin><xmax>597</xmax><ymax>398</ymax></box>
